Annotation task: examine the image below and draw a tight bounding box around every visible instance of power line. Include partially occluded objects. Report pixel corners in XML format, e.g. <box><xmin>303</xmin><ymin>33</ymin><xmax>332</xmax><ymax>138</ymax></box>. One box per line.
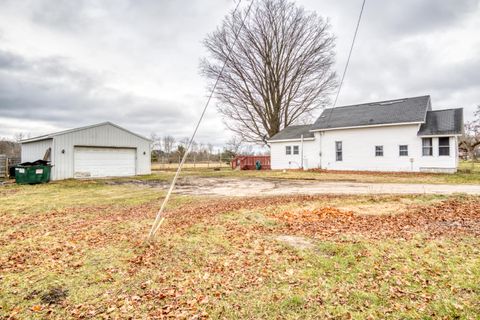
<box><xmin>332</xmin><ymin>0</ymin><xmax>366</xmax><ymax>107</ymax></box>
<box><xmin>148</xmin><ymin>0</ymin><xmax>255</xmax><ymax>240</ymax></box>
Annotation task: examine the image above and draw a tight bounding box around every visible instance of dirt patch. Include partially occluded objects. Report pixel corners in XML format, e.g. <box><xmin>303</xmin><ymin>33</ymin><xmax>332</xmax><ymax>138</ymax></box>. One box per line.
<box><xmin>170</xmin><ymin>177</ymin><xmax>480</xmax><ymax>196</ymax></box>
<box><xmin>40</xmin><ymin>287</ymin><xmax>68</xmax><ymax>305</ymax></box>
<box><xmin>88</xmin><ymin>176</ymin><xmax>480</xmax><ymax>196</ymax></box>
<box><xmin>25</xmin><ymin>287</ymin><xmax>68</xmax><ymax>305</ymax></box>
<box><xmin>276</xmin><ymin>235</ymin><xmax>314</xmax><ymax>249</ymax></box>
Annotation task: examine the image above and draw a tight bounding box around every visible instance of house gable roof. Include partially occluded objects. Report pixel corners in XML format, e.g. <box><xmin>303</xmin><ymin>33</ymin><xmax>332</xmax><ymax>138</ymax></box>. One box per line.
<box><xmin>20</xmin><ymin>122</ymin><xmax>152</xmax><ymax>143</ymax></box>
<box><xmin>417</xmin><ymin>108</ymin><xmax>463</xmax><ymax>136</ymax></box>
<box><xmin>268</xmin><ymin>124</ymin><xmax>314</xmax><ymax>142</ymax></box>
<box><xmin>311</xmin><ymin>95</ymin><xmax>431</xmax><ymax>131</ymax></box>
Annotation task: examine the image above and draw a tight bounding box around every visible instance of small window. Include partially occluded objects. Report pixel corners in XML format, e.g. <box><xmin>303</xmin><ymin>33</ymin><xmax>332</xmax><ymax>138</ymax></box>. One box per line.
<box><xmin>285</xmin><ymin>146</ymin><xmax>291</xmax><ymax>155</ymax></box>
<box><xmin>439</xmin><ymin>137</ymin><xmax>450</xmax><ymax>156</ymax></box>
<box><xmin>375</xmin><ymin>146</ymin><xmax>383</xmax><ymax>157</ymax></box>
<box><xmin>422</xmin><ymin>138</ymin><xmax>433</xmax><ymax>156</ymax></box>
<box><xmin>399</xmin><ymin>145</ymin><xmax>408</xmax><ymax>156</ymax></box>
<box><xmin>293</xmin><ymin>145</ymin><xmax>299</xmax><ymax>155</ymax></box>
<box><xmin>335</xmin><ymin>141</ymin><xmax>342</xmax><ymax>161</ymax></box>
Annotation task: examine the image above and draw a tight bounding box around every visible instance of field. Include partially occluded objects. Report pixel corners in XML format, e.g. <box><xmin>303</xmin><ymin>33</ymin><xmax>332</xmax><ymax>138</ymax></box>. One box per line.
<box><xmin>151</xmin><ymin>162</ymin><xmax>230</xmax><ymax>170</ymax></box>
<box><xmin>1</xmin><ymin>173</ymin><xmax>479</xmax><ymax>319</ymax></box>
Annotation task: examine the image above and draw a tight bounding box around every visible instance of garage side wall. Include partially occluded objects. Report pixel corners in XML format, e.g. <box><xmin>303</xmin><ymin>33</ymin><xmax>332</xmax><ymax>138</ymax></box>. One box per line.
<box><xmin>21</xmin><ymin>139</ymin><xmax>52</xmax><ymax>163</ymax></box>
<box><xmin>52</xmin><ymin>124</ymin><xmax>151</xmax><ymax>180</ymax></box>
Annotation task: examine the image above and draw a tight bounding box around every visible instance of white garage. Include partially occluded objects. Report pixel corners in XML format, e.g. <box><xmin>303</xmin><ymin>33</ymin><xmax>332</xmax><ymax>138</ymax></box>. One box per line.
<box><xmin>20</xmin><ymin>122</ymin><xmax>151</xmax><ymax>180</ymax></box>
<box><xmin>73</xmin><ymin>147</ymin><xmax>137</xmax><ymax>178</ymax></box>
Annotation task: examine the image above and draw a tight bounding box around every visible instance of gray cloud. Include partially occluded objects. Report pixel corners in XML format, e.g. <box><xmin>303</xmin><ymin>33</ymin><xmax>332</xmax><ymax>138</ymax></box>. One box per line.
<box><xmin>363</xmin><ymin>0</ymin><xmax>479</xmax><ymax>35</ymax></box>
<box><xmin>0</xmin><ymin>49</ymin><xmax>199</xmax><ymax>140</ymax></box>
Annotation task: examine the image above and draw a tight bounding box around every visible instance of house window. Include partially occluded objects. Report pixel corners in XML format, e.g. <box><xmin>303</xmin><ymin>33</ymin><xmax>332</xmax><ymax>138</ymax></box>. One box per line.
<box><xmin>422</xmin><ymin>138</ymin><xmax>433</xmax><ymax>156</ymax></box>
<box><xmin>399</xmin><ymin>145</ymin><xmax>408</xmax><ymax>156</ymax></box>
<box><xmin>293</xmin><ymin>145</ymin><xmax>299</xmax><ymax>155</ymax></box>
<box><xmin>335</xmin><ymin>141</ymin><xmax>342</xmax><ymax>161</ymax></box>
<box><xmin>375</xmin><ymin>146</ymin><xmax>384</xmax><ymax>157</ymax></box>
<box><xmin>285</xmin><ymin>146</ymin><xmax>291</xmax><ymax>155</ymax></box>
<box><xmin>439</xmin><ymin>137</ymin><xmax>450</xmax><ymax>156</ymax></box>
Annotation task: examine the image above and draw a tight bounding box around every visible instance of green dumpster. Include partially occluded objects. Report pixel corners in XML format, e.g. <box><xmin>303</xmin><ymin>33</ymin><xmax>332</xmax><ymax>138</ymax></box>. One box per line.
<box><xmin>15</xmin><ymin>163</ymin><xmax>52</xmax><ymax>184</ymax></box>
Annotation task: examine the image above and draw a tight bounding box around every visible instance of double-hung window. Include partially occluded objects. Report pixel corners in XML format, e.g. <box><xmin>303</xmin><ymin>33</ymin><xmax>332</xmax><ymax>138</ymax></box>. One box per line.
<box><xmin>335</xmin><ymin>141</ymin><xmax>343</xmax><ymax>161</ymax></box>
<box><xmin>375</xmin><ymin>146</ymin><xmax>384</xmax><ymax>157</ymax></box>
<box><xmin>399</xmin><ymin>145</ymin><xmax>408</xmax><ymax>156</ymax></box>
<box><xmin>422</xmin><ymin>138</ymin><xmax>433</xmax><ymax>156</ymax></box>
<box><xmin>293</xmin><ymin>145</ymin><xmax>299</xmax><ymax>155</ymax></box>
<box><xmin>438</xmin><ymin>137</ymin><xmax>450</xmax><ymax>156</ymax></box>
<box><xmin>285</xmin><ymin>146</ymin><xmax>291</xmax><ymax>155</ymax></box>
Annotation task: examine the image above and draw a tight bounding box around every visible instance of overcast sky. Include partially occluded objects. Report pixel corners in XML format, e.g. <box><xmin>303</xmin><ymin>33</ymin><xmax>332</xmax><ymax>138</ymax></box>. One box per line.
<box><xmin>0</xmin><ymin>0</ymin><xmax>479</xmax><ymax>146</ymax></box>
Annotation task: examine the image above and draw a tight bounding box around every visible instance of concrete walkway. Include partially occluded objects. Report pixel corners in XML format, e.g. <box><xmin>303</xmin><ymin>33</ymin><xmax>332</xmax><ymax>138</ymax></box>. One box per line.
<box><xmin>173</xmin><ymin>177</ymin><xmax>480</xmax><ymax>197</ymax></box>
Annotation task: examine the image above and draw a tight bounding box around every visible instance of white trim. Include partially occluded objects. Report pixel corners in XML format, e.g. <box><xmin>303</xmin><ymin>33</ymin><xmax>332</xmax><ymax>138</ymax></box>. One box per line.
<box><xmin>417</xmin><ymin>134</ymin><xmax>462</xmax><ymax>137</ymax></box>
<box><xmin>21</xmin><ymin>137</ymin><xmax>53</xmax><ymax>144</ymax></box>
<box><xmin>267</xmin><ymin>137</ymin><xmax>315</xmax><ymax>143</ymax></box>
<box><xmin>21</xmin><ymin>122</ymin><xmax>152</xmax><ymax>143</ymax></box>
<box><xmin>309</xmin><ymin>122</ymin><xmax>424</xmax><ymax>132</ymax></box>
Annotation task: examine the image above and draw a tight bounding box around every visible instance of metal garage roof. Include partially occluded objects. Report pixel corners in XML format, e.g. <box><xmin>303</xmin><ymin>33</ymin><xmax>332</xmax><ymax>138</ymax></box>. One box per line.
<box><xmin>20</xmin><ymin>122</ymin><xmax>151</xmax><ymax>143</ymax></box>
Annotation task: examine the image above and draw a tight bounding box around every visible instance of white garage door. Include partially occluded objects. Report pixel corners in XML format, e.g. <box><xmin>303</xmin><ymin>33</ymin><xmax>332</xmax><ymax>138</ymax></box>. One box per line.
<box><xmin>74</xmin><ymin>147</ymin><xmax>136</xmax><ymax>178</ymax></box>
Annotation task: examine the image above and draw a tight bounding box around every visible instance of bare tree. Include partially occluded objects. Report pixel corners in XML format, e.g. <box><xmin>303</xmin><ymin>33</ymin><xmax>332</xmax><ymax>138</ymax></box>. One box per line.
<box><xmin>13</xmin><ymin>132</ymin><xmax>25</xmax><ymax>143</ymax></box>
<box><xmin>150</xmin><ymin>133</ymin><xmax>162</xmax><ymax>151</ymax></box>
<box><xmin>162</xmin><ymin>135</ymin><xmax>175</xmax><ymax>155</ymax></box>
<box><xmin>207</xmin><ymin>143</ymin><xmax>214</xmax><ymax>153</ymax></box>
<box><xmin>459</xmin><ymin>105</ymin><xmax>480</xmax><ymax>161</ymax></box>
<box><xmin>225</xmin><ymin>136</ymin><xmax>244</xmax><ymax>155</ymax></box>
<box><xmin>175</xmin><ymin>137</ymin><xmax>190</xmax><ymax>160</ymax></box>
<box><xmin>202</xmin><ymin>0</ymin><xmax>336</xmax><ymax>143</ymax></box>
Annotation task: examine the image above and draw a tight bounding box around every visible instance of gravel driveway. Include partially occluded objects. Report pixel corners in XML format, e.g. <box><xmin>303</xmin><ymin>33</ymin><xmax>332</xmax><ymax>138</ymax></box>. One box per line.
<box><xmin>172</xmin><ymin>177</ymin><xmax>480</xmax><ymax>196</ymax></box>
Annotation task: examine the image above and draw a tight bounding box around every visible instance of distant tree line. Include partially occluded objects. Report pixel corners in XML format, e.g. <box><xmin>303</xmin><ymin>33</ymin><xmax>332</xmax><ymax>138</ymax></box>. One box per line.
<box><xmin>149</xmin><ymin>134</ymin><xmax>266</xmax><ymax>164</ymax></box>
<box><xmin>0</xmin><ymin>133</ymin><xmax>25</xmax><ymax>158</ymax></box>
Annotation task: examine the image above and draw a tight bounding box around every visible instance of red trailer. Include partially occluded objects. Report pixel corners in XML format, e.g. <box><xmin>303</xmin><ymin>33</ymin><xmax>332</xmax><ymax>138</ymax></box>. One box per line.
<box><xmin>231</xmin><ymin>155</ymin><xmax>271</xmax><ymax>170</ymax></box>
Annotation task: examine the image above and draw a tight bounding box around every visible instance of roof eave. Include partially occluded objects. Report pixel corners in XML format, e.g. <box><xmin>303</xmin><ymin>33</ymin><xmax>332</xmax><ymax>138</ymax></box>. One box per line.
<box><xmin>267</xmin><ymin>137</ymin><xmax>315</xmax><ymax>143</ymax></box>
<box><xmin>417</xmin><ymin>133</ymin><xmax>463</xmax><ymax>137</ymax></box>
<box><xmin>310</xmin><ymin>121</ymin><xmax>424</xmax><ymax>132</ymax></box>
<box><xmin>20</xmin><ymin>136</ymin><xmax>54</xmax><ymax>143</ymax></box>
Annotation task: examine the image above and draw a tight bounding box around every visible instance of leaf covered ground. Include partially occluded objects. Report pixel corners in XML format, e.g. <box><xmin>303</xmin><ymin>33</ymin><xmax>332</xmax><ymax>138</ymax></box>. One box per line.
<box><xmin>0</xmin><ymin>180</ymin><xmax>479</xmax><ymax>319</ymax></box>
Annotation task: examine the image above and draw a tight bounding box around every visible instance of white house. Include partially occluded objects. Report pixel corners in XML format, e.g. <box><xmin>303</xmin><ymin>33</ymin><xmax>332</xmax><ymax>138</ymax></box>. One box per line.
<box><xmin>21</xmin><ymin>122</ymin><xmax>151</xmax><ymax>180</ymax></box>
<box><xmin>268</xmin><ymin>96</ymin><xmax>463</xmax><ymax>173</ymax></box>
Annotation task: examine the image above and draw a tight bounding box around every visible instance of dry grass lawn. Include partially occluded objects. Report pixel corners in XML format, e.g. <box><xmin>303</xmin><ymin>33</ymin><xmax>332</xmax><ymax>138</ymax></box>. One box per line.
<box><xmin>1</xmin><ymin>179</ymin><xmax>479</xmax><ymax>319</ymax></box>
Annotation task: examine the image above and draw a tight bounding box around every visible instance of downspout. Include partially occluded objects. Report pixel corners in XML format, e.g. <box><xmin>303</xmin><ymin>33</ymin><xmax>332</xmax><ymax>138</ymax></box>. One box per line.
<box><xmin>300</xmin><ymin>134</ymin><xmax>304</xmax><ymax>169</ymax></box>
<box><xmin>319</xmin><ymin>132</ymin><xmax>323</xmax><ymax>169</ymax></box>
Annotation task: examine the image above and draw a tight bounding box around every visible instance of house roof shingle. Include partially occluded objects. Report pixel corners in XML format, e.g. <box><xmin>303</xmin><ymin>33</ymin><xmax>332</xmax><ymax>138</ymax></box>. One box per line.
<box><xmin>311</xmin><ymin>95</ymin><xmax>431</xmax><ymax>131</ymax></box>
<box><xmin>417</xmin><ymin>108</ymin><xmax>463</xmax><ymax>136</ymax></box>
<box><xmin>268</xmin><ymin>124</ymin><xmax>314</xmax><ymax>141</ymax></box>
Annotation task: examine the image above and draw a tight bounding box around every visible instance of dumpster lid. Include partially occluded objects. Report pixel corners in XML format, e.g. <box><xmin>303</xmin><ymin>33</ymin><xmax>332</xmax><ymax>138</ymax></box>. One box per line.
<box><xmin>17</xmin><ymin>159</ymin><xmax>51</xmax><ymax>166</ymax></box>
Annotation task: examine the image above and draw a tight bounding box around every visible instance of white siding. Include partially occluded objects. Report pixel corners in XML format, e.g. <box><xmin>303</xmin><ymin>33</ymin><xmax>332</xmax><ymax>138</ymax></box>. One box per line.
<box><xmin>319</xmin><ymin>124</ymin><xmax>458</xmax><ymax>172</ymax></box>
<box><xmin>270</xmin><ymin>139</ymin><xmax>320</xmax><ymax>170</ymax></box>
<box><xmin>21</xmin><ymin>139</ymin><xmax>52</xmax><ymax>163</ymax></box>
<box><xmin>51</xmin><ymin>123</ymin><xmax>151</xmax><ymax>180</ymax></box>
<box><xmin>52</xmin><ymin>124</ymin><xmax>151</xmax><ymax>180</ymax></box>
<box><xmin>270</xmin><ymin>124</ymin><xmax>459</xmax><ymax>173</ymax></box>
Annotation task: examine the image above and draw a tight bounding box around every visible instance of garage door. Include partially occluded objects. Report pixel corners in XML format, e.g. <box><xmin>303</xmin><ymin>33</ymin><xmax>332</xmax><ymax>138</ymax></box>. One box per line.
<box><xmin>74</xmin><ymin>147</ymin><xmax>136</xmax><ymax>178</ymax></box>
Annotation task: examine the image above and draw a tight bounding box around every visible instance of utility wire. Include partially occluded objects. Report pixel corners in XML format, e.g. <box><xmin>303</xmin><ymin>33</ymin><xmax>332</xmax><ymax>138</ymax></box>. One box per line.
<box><xmin>148</xmin><ymin>0</ymin><xmax>255</xmax><ymax>240</ymax></box>
<box><xmin>324</xmin><ymin>0</ymin><xmax>366</xmax><ymax>129</ymax></box>
<box><xmin>332</xmin><ymin>0</ymin><xmax>366</xmax><ymax>108</ymax></box>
